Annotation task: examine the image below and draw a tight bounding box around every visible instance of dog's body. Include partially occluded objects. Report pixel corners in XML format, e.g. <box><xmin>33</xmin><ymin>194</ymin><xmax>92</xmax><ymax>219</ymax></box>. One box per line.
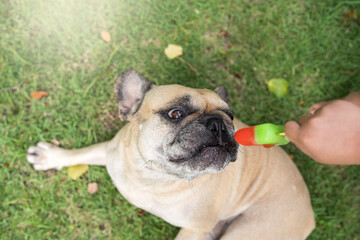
<box><xmin>27</xmin><ymin>70</ymin><xmax>315</xmax><ymax>240</ymax></box>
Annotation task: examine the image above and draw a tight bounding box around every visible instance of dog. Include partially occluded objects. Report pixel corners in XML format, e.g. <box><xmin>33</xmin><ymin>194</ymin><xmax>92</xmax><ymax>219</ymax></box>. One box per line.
<box><xmin>27</xmin><ymin>70</ymin><xmax>315</xmax><ymax>240</ymax></box>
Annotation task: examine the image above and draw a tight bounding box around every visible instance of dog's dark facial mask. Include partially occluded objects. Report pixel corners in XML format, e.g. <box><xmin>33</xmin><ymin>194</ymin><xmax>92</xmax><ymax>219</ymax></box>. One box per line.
<box><xmin>164</xmin><ymin>112</ymin><xmax>238</xmax><ymax>177</ymax></box>
<box><xmin>114</xmin><ymin>70</ymin><xmax>239</xmax><ymax>181</ymax></box>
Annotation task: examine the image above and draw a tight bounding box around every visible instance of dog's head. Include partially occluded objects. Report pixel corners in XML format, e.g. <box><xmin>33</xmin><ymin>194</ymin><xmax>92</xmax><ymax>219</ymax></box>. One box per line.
<box><xmin>114</xmin><ymin>70</ymin><xmax>239</xmax><ymax>181</ymax></box>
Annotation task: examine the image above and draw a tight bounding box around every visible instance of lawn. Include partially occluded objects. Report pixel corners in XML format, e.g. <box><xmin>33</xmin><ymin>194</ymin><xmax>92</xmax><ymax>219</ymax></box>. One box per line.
<box><xmin>1</xmin><ymin>0</ymin><xmax>360</xmax><ymax>239</ymax></box>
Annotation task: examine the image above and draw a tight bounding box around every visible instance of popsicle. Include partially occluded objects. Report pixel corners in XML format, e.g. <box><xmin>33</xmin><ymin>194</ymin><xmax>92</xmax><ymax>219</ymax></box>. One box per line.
<box><xmin>234</xmin><ymin>123</ymin><xmax>289</xmax><ymax>148</ymax></box>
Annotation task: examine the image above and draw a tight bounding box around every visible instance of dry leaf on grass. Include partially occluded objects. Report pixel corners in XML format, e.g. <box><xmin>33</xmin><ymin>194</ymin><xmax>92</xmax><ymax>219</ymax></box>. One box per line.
<box><xmin>51</xmin><ymin>139</ymin><xmax>60</xmax><ymax>146</ymax></box>
<box><xmin>101</xmin><ymin>31</ymin><xmax>111</xmax><ymax>42</ymax></box>
<box><xmin>219</xmin><ymin>29</ymin><xmax>230</xmax><ymax>37</ymax></box>
<box><xmin>87</xmin><ymin>182</ymin><xmax>98</xmax><ymax>195</ymax></box>
<box><xmin>344</xmin><ymin>10</ymin><xmax>357</xmax><ymax>24</ymax></box>
<box><xmin>30</xmin><ymin>91</ymin><xmax>49</xmax><ymax>100</ymax></box>
<box><xmin>136</xmin><ymin>209</ymin><xmax>146</xmax><ymax>216</ymax></box>
<box><xmin>68</xmin><ymin>165</ymin><xmax>89</xmax><ymax>180</ymax></box>
<box><xmin>164</xmin><ymin>44</ymin><xmax>183</xmax><ymax>59</ymax></box>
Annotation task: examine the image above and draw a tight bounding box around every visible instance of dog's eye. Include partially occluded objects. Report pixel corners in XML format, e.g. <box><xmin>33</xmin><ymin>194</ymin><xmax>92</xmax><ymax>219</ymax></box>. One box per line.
<box><xmin>168</xmin><ymin>108</ymin><xmax>185</xmax><ymax>120</ymax></box>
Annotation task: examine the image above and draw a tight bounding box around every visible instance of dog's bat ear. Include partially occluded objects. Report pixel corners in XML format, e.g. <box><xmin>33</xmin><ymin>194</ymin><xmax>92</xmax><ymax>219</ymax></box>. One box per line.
<box><xmin>114</xmin><ymin>69</ymin><xmax>154</xmax><ymax>121</ymax></box>
<box><xmin>214</xmin><ymin>86</ymin><xmax>231</xmax><ymax>106</ymax></box>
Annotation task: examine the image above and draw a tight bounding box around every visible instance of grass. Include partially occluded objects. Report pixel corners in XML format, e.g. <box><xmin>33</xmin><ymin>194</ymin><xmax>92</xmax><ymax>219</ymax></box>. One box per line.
<box><xmin>1</xmin><ymin>0</ymin><xmax>360</xmax><ymax>239</ymax></box>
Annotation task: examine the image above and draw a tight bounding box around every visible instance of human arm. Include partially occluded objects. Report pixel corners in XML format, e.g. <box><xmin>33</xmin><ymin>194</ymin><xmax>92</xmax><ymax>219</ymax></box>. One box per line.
<box><xmin>284</xmin><ymin>92</ymin><xmax>360</xmax><ymax>165</ymax></box>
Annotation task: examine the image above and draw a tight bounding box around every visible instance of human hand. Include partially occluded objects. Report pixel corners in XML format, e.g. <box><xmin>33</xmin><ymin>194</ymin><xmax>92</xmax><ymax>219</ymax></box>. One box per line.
<box><xmin>284</xmin><ymin>93</ymin><xmax>360</xmax><ymax>165</ymax></box>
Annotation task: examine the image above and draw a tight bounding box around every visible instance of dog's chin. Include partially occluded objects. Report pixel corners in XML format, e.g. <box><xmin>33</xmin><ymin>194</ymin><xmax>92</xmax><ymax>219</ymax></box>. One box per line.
<box><xmin>167</xmin><ymin>146</ymin><xmax>235</xmax><ymax>181</ymax></box>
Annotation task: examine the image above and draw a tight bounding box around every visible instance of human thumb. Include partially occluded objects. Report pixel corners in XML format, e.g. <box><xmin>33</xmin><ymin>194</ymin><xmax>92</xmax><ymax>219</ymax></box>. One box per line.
<box><xmin>284</xmin><ymin>121</ymin><xmax>301</xmax><ymax>143</ymax></box>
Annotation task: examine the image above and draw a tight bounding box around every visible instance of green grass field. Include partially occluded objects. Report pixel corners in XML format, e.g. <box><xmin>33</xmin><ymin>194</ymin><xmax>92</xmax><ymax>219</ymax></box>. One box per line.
<box><xmin>1</xmin><ymin>0</ymin><xmax>360</xmax><ymax>239</ymax></box>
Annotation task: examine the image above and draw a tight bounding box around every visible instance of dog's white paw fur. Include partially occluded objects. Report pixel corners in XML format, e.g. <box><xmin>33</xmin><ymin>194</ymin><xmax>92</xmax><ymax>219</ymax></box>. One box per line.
<box><xmin>27</xmin><ymin>142</ymin><xmax>67</xmax><ymax>170</ymax></box>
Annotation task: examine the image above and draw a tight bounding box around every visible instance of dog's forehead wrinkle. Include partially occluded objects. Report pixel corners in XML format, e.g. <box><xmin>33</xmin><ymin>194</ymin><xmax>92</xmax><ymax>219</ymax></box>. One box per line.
<box><xmin>147</xmin><ymin>85</ymin><xmax>229</xmax><ymax>117</ymax></box>
<box><xmin>166</xmin><ymin>95</ymin><xmax>192</xmax><ymax>107</ymax></box>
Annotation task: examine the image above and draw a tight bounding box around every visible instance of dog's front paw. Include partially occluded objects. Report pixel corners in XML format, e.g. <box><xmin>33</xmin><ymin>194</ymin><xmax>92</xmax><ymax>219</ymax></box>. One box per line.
<box><xmin>27</xmin><ymin>142</ymin><xmax>66</xmax><ymax>171</ymax></box>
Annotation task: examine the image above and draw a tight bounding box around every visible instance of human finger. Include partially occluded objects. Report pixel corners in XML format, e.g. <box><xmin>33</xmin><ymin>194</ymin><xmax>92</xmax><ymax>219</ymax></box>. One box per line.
<box><xmin>298</xmin><ymin>113</ymin><xmax>314</xmax><ymax>125</ymax></box>
<box><xmin>308</xmin><ymin>101</ymin><xmax>329</xmax><ymax>115</ymax></box>
<box><xmin>284</xmin><ymin>121</ymin><xmax>301</xmax><ymax>143</ymax></box>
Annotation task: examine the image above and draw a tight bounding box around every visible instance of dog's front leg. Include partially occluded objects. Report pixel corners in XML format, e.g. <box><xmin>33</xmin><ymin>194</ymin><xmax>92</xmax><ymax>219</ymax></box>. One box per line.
<box><xmin>26</xmin><ymin>141</ymin><xmax>108</xmax><ymax>170</ymax></box>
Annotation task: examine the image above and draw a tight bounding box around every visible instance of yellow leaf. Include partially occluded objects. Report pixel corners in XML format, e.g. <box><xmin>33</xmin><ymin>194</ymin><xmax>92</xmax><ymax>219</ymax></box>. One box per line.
<box><xmin>267</xmin><ymin>78</ymin><xmax>288</xmax><ymax>98</ymax></box>
<box><xmin>164</xmin><ymin>44</ymin><xmax>183</xmax><ymax>59</ymax></box>
<box><xmin>101</xmin><ymin>31</ymin><xmax>111</xmax><ymax>42</ymax></box>
<box><xmin>68</xmin><ymin>165</ymin><xmax>89</xmax><ymax>180</ymax></box>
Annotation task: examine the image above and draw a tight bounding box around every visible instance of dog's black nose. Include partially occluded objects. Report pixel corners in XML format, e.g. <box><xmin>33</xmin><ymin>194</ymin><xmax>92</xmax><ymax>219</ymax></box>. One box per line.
<box><xmin>206</xmin><ymin>117</ymin><xmax>227</xmax><ymax>146</ymax></box>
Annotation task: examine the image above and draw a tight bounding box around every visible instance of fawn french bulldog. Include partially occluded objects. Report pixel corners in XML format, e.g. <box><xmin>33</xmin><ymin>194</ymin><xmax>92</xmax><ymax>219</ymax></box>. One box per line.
<box><xmin>27</xmin><ymin>70</ymin><xmax>314</xmax><ymax>239</ymax></box>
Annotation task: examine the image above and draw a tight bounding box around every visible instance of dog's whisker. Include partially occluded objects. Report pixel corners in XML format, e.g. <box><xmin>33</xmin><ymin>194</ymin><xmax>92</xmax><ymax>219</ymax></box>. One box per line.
<box><xmin>187</xmin><ymin>181</ymin><xmax>195</xmax><ymax>193</ymax></box>
<box><xmin>222</xmin><ymin>168</ymin><xmax>228</xmax><ymax>177</ymax></box>
<box><xmin>137</xmin><ymin>156</ymin><xmax>163</xmax><ymax>171</ymax></box>
<box><xmin>237</xmin><ymin>146</ymin><xmax>246</xmax><ymax>158</ymax></box>
<box><xmin>140</xmin><ymin>158</ymin><xmax>154</xmax><ymax>167</ymax></box>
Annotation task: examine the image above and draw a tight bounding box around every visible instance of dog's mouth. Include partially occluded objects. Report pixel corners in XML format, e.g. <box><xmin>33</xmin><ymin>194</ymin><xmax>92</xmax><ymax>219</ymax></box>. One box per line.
<box><xmin>165</xmin><ymin>142</ymin><xmax>237</xmax><ymax>180</ymax></box>
<box><xmin>169</xmin><ymin>145</ymin><xmax>229</xmax><ymax>163</ymax></box>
